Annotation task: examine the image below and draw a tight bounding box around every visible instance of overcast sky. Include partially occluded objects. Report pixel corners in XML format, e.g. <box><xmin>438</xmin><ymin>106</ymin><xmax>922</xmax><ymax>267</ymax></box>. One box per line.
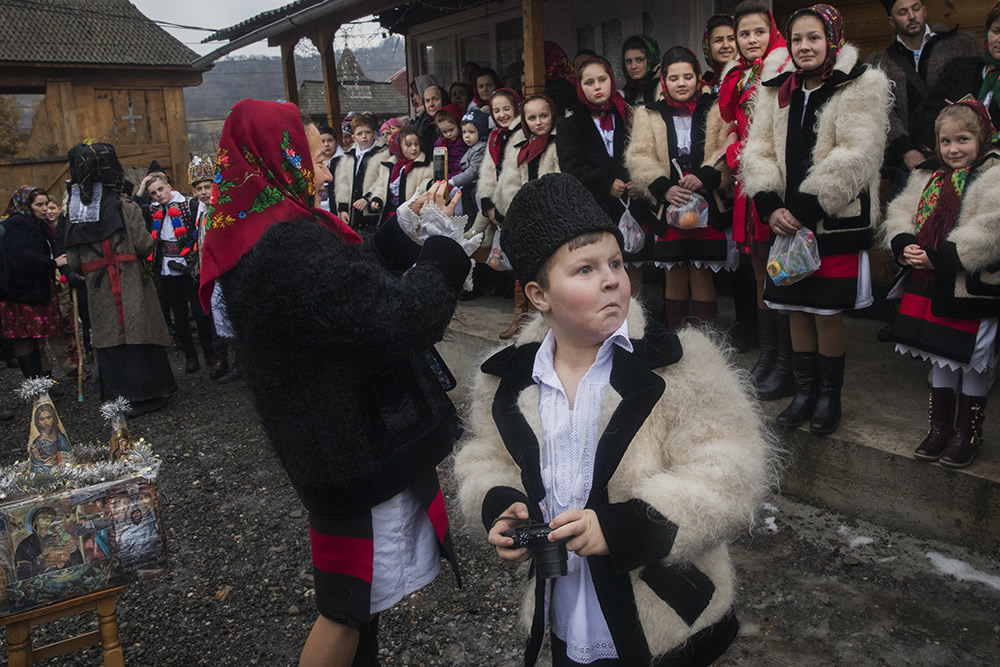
<box><xmin>131</xmin><ymin>0</ymin><xmax>384</xmax><ymax>58</ymax></box>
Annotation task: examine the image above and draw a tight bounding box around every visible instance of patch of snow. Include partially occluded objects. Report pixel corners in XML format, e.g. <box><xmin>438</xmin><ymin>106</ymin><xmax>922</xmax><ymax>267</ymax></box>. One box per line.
<box><xmin>877</xmin><ymin>556</ymin><xmax>897</xmax><ymax>563</ymax></box>
<box><xmin>761</xmin><ymin>502</ymin><xmax>779</xmax><ymax>513</ymax></box>
<box><xmin>764</xmin><ymin>516</ymin><xmax>778</xmax><ymax>533</ymax></box>
<box><xmin>838</xmin><ymin>525</ymin><xmax>875</xmax><ymax>549</ymax></box>
<box><xmin>926</xmin><ymin>552</ymin><xmax>1000</xmax><ymax>592</ymax></box>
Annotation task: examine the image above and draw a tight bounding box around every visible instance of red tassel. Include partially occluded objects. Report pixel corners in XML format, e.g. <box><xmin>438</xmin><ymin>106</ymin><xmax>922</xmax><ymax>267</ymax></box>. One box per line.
<box><xmin>152</xmin><ymin>210</ymin><xmax>164</xmax><ymax>220</ymax></box>
<box><xmin>175</xmin><ymin>226</ymin><xmax>187</xmax><ymax>237</ymax></box>
<box><xmin>167</xmin><ymin>207</ymin><xmax>182</xmax><ymax>217</ymax></box>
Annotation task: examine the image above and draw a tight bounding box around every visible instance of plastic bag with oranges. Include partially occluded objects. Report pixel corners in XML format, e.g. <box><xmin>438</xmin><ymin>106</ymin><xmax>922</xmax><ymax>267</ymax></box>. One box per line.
<box><xmin>666</xmin><ymin>193</ymin><xmax>709</xmax><ymax>230</ymax></box>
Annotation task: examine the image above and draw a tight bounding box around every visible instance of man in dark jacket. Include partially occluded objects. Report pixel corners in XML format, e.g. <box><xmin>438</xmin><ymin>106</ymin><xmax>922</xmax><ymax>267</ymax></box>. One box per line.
<box><xmin>866</xmin><ymin>0</ymin><xmax>980</xmax><ymax>193</ymax></box>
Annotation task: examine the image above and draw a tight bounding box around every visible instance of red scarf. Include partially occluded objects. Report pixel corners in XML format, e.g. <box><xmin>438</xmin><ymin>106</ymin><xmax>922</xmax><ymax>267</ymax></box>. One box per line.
<box><xmin>199</xmin><ymin>100</ymin><xmax>360</xmax><ymax>311</ymax></box>
<box><xmin>487</xmin><ymin>89</ymin><xmax>523</xmax><ymax>166</ymax></box>
<box><xmin>661</xmin><ymin>48</ymin><xmax>702</xmax><ymax>117</ymax></box>
<box><xmin>719</xmin><ymin>11</ymin><xmax>788</xmax><ymax>123</ymax></box>
<box><xmin>778</xmin><ymin>4</ymin><xmax>846</xmax><ymax>109</ymax></box>
<box><xmin>517</xmin><ymin>95</ymin><xmax>557</xmax><ymax>167</ymax></box>
<box><xmin>388</xmin><ymin>132</ymin><xmax>416</xmax><ymax>183</ymax></box>
<box><xmin>575</xmin><ymin>57</ymin><xmax>631</xmax><ymax>132</ymax></box>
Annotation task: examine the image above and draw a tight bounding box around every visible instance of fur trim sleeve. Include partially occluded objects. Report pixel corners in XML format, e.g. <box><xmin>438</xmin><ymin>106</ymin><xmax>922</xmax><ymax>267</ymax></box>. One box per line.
<box><xmin>625</xmin><ymin>107</ymin><xmax>670</xmax><ymax>204</ymax></box>
<box><xmin>492</xmin><ymin>139</ymin><xmax>524</xmax><ymax>215</ymax></box>
<box><xmin>454</xmin><ymin>368</ymin><xmax>527</xmax><ymax>529</ymax></box>
<box><xmin>797</xmin><ymin>67</ymin><xmax>890</xmax><ymax>217</ymax></box>
<box><xmin>701</xmin><ymin>100</ymin><xmax>735</xmax><ymax>192</ymax></box>
<box><xmin>477</xmin><ymin>152</ymin><xmax>498</xmax><ymax>206</ymax></box>
<box><xmin>881</xmin><ymin>168</ymin><xmax>930</xmax><ymax>256</ymax></box>
<box><xmin>946</xmin><ymin>162</ymin><xmax>1000</xmax><ymax>273</ymax></box>
<box><xmin>367</xmin><ymin>162</ymin><xmax>390</xmax><ymax>211</ymax></box>
<box><xmin>361</xmin><ymin>154</ymin><xmax>384</xmax><ymax>200</ymax></box>
<box><xmin>626</xmin><ymin>329</ymin><xmax>771</xmax><ymax>565</ymax></box>
<box><xmin>739</xmin><ymin>86</ymin><xmax>784</xmax><ymax>199</ymax></box>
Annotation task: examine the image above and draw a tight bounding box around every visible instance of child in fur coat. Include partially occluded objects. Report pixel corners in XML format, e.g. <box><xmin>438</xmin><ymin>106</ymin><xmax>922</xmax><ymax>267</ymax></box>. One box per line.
<box><xmin>884</xmin><ymin>99</ymin><xmax>1000</xmax><ymax>469</ymax></box>
<box><xmin>368</xmin><ymin>127</ymin><xmax>435</xmax><ymax>223</ymax></box>
<box><xmin>740</xmin><ymin>4</ymin><xmax>889</xmax><ymax>435</ymax></box>
<box><xmin>333</xmin><ymin>113</ymin><xmax>388</xmax><ymax>237</ymax></box>
<box><xmin>493</xmin><ymin>95</ymin><xmax>561</xmax><ymax>340</ymax></box>
<box><xmin>466</xmin><ymin>89</ymin><xmax>523</xmax><ymax>261</ymax></box>
<box><xmin>434</xmin><ymin>103</ymin><xmax>470</xmax><ymax>180</ymax></box>
<box><xmin>454</xmin><ymin>173</ymin><xmax>770</xmax><ymax>667</ymax></box>
<box><xmin>557</xmin><ymin>56</ymin><xmax>653</xmax><ymax>304</ymax></box>
<box><xmin>626</xmin><ymin>47</ymin><xmax>735</xmax><ymax>331</ymax></box>
<box><xmin>720</xmin><ymin>1</ymin><xmax>794</xmax><ymax>398</ymax></box>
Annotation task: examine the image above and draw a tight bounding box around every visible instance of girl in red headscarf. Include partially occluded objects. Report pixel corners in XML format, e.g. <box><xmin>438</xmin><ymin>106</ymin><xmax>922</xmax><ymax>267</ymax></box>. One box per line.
<box><xmin>741</xmin><ymin>4</ymin><xmax>890</xmax><ymax>436</ymax></box>
<box><xmin>200</xmin><ymin>99</ymin><xmax>472</xmax><ymax>666</ymax></box>
<box><xmin>884</xmin><ymin>99</ymin><xmax>1000</xmax><ymax>468</ymax></box>
<box><xmin>0</xmin><ymin>186</ymin><xmax>66</xmax><ymax>382</ymax></box>
<box><xmin>433</xmin><ymin>102</ymin><xmax>470</xmax><ymax>179</ymax></box>
<box><xmin>368</xmin><ymin>126</ymin><xmax>435</xmax><ymax>222</ymax></box>
<box><xmin>719</xmin><ymin>1</ymin><xmax>793</xmax><ymax>399</ymax></box>
<box><xmin>626</xmin><ymin>47</ymin><xmax>736</xmax><ymax>330</ymax></box>
<box><xmin>491</xmin><ymin>94</ymin><xmax>560</xmax><ymax>339</ymax></box>
<box><xmin>558</xmin><ymin>56</ymin><xmax>654</xmax><ymax>297</ymax></box>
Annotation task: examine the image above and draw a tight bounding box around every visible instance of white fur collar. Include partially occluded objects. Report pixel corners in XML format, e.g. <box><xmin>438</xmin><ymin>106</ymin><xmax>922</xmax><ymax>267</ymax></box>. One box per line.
<box><xmin>761</xmin><ymin>46</ymin><xmax>793</xmax><ymax>80</ymax></box>
<box><xmin>832</xmin><ymin>43</ymin><xmax>860</xmax><ymax>75</ymax></box>
<box><xmin>513</xmin><ymin>297</ymin><xmax>648</xmax><ymax>347</ymax></box>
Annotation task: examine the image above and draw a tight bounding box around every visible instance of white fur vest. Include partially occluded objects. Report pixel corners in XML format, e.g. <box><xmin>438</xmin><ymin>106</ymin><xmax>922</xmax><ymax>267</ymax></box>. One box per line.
<box><xmin>492</xmin><ymin>129</ymin><xmax>560</xmax><ymax>217</ymax></box>
<box><xmin>740</xmin><ymin>44</ymin><xmax>890</xmax><ymax>255</ymax></box>
<box><xmin>454</xmin><ymin>302</ymin><xmax>771</xmax><ymax>664</ymax></box>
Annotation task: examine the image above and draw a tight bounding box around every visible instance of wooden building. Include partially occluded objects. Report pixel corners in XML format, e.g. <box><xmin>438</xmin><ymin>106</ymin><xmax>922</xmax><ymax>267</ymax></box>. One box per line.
<box><xmin>0</xmin><ymin>0</ymin><xmax>207</xmax><ymax>204</ymax></box>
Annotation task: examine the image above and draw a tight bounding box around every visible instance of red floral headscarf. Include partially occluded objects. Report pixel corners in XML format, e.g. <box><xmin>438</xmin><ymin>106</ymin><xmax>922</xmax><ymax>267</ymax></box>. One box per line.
<box><xmin>517</xmin><ymin>95</ymin><xmax>557</xmax><ymax>167</ymax></box>
<box><xmin>199</xmin><ymin>99</ymin><xmax>360</xmax><ymax>311</ymax></box>
<box><xmin>487</xmin><ymin>88</ymin><xmax>523</xmax><ymax>166</ymax></box>
<box><xmin>575</xmin><ymin>57</ymin><xmax>630</xmax><ymax>132</ymax></box>
<box><xmin>778</xmin><ymin>4</ymin><xmax>846</xmax><ymax>108</ymax></box>
<box><xmin>719</xmin><ymin>10</ymin><xmax>788</xmax><ymax>123</ymax></box>
<box><xmin>545</xmin><ymin>41</ymin><xmax>575</xmax><ymax>82</ymax></box>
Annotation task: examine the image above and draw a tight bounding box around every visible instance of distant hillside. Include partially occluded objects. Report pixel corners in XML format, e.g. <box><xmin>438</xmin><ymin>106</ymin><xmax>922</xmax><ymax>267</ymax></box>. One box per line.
<box><xmin>184</xmin><ymin>36</ymin><xmax>405</xmax><ymax>122</ymax></box>
<box><xmin>185</xmin><ymin>36</ymin><xmax>405</xmax><ymax>155</ymax></box>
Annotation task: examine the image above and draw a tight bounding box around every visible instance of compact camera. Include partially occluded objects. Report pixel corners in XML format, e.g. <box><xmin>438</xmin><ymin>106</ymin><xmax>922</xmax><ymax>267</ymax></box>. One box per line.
<box><xmin>501</xmin><ymin>522</ymin><xmax>569</xmax><ymax>578</ymax></box>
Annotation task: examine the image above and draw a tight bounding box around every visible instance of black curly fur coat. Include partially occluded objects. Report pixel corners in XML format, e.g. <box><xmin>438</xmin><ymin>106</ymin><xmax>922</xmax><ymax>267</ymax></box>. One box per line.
<box><xmin>219</xmin><ymin>218</ymin><xmax>470</xmax><ymax>517</ymax></box>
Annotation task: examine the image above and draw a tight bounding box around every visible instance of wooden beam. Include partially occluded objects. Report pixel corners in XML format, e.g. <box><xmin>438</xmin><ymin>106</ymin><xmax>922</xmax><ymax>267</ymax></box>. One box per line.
<box><xmin>280</xmin><ymin>41</ymin><xmax>299</xmax><ymax>107</ymax></box>
<box><xmin>162</xmin><ymin>87</ymin><xmax>191</xmax><ymax>187</ymax></box>
<box><xmin>312</xmin><ymin>27</ymin><xmax>343</xmax><ymax>142</ymax></box>
<box><xmin>522</xmin><ymin>0</ymin><xmax>545</xmax><ymax>95</ymax></box>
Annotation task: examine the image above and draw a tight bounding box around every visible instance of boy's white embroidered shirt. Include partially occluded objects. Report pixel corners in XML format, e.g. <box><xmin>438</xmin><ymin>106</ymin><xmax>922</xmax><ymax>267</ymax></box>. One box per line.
<box><xmin>531</xmin><ymin>320</ymin><xmax>631</xmax><ymax>663</ymax></box>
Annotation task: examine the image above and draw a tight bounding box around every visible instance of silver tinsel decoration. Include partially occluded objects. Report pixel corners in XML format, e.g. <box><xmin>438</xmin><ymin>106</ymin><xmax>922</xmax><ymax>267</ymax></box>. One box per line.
<box><xmin>99</xmin><ymin>397</ymin><xmax>131</xmax><ymax>422</ymax></box>
<box><xmin>16</xmin><ymin>377</ymin><xmax>56</xmax><ymax>402</ymax></box>
<box><xmin>0</xmin><ymin>438</ymin><xmax>160</xmax><ymax>504</ymax></box>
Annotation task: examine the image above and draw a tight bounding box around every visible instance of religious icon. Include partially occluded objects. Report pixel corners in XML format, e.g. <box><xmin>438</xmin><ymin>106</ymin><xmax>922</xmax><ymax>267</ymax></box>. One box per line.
<box><xmin>108</xmin><ymin>492</ymin><xmax>162</xmax><ymax>570</ymax></box>
<box><xmin>27</xmin><ymin>402</ymin><xmax>73</xmax><ymax>472</ymax></box>
<box><xmin>101</xmin><ymin>398</ymin><xmax>133</xmax><ymax>461</ymax></box>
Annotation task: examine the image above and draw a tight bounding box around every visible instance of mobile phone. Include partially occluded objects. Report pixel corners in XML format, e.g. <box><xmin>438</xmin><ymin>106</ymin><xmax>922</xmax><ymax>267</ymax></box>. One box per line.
<box><xmin>433</xmin><ymin>146</ymin><xmax>448</xmax><ymax>181</ymax></box>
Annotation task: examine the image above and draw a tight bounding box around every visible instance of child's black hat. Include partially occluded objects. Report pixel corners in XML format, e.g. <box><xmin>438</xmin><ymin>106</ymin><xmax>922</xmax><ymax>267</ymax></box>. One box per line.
<box><xmin>501</xmin><ymin>173</ymin><xmax>623</xmax><ymax>285</ymax></box>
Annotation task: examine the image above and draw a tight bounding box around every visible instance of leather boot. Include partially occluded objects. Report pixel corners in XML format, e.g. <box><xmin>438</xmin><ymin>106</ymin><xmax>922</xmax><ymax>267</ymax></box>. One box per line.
<box><xmin>913</xmin><ymin>387</ymin><xmax>955</xmax><ymax>461</ymax></box>
<box><xmin>751</xmin><ymin>309</ymin><xmax>777</xmax><ymax>384</ymax></box>
<box><xmin>776</xmin><ymin>352</ymin><xmax>817</xmax><ymax>428</ymax></box>
<box><xmin>728</xmin><ymin>261</ymin><xmax>759</xmax><ymax>353</ymax></box>
<box><xmin>664</xmin><ymin>299</ymin><xmax>689</xmax><ymax>331</ymax></box>
<box><xmin>209</xmin><ymin>357</ymin><xmax>229</xmax><ymax>380</ymax></box>
<box><xmin>499</xmin><ymin>282</ymin><xmax>530</xmax><ymax>339</ymax></box>
<box><xmin>16</xmin><ymin>348</ymin><xmax>44</xmax><ymax>380</ymax></box>
<box><xmin>939</xmin><ymin>394</ymin><xmax>986</xmax><ymax>468</ymax></box>
<box><xmin>756</xmin><ymin>314</ymin><xmax>794</xmax><ymax>401</ymax></box>
<box><xmin>810</xmin><ymin>354</ymin><xmax>845</xmax><ymax>435</ymax></box>
<box><xmin>690</xmin><ymin>300</ymin><xmax>718</xmax><ymax>328</ymax></box>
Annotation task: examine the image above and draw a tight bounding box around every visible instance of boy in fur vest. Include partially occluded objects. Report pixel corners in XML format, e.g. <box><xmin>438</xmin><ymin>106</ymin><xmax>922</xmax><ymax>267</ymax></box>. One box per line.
<box><xmin>454</xmin><ymin>173</ymin><xmax>770</xmax><ymax>666</ymax></box>
<box><xmin>333</xmin><ymin>113</ymin><xmax>388</xmax><ymax>237</ymax></box>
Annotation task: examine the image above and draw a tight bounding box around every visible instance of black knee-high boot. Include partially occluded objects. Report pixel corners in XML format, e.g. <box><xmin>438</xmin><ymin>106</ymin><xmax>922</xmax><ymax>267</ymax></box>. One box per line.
<box><xmin>729</xmin><ymin>260</ymin><xmax>759</xmax><ymax>352</ymax></box>
<box><xmin>756</xmin><ymin>314</ymin><xmax>794</xmax><ymax>401</ymax></box>
<box><xmin>810</xmin><ymin>354</ymin><xmax>845</xmax><ymax>434</ymax></box>
<box><xmin>751</xmin><ymin>309</ymin><xmax>777</xmax><ymax>383</ymax></box>
<box><xmin>775</xmin><ymin>352</ymin><xmax>817</xmax><ymax>428</ymax></box>
<box><xmin>351</xmin><ymin>613</ymin><xmax>380</xmax><ymax>666</ymax></box>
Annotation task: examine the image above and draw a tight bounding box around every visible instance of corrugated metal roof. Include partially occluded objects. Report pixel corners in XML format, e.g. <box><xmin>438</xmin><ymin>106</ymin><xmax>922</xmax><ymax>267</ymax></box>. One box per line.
<box><xmin>0</xmin><ymin>0</ymin><xmax>199</xmax><ymax>68</ymax></box>
<box><xmin>203</xmin><ymin>0</ymin><xmax>326</xmax><ymax>43</ymax></box>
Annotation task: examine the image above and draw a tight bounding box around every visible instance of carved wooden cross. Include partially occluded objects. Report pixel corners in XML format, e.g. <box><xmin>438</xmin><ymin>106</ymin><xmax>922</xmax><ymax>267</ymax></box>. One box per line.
<box><xmin>120</xmin><ymin>102</ymin><xmax>143</xmax><ymax>133</ymax></box>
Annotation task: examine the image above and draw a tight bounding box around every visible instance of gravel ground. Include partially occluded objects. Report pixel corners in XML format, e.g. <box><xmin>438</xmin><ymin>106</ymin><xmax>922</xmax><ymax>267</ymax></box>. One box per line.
<box><xmin>1</xmin><ymin>349</ymin><xmax>999</xmax><ymax>666</ymax></box>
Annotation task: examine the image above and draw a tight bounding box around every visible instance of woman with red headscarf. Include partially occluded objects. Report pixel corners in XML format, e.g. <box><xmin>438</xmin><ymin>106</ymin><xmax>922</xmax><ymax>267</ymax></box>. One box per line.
<box><xmin>741</xmin><ymin>4</ymin><xmax>890</xmax><ymax>435</ymax></box>
<box><xmin>199</xmin><ymin>99</ymin><xmax>472</xmax><ymax>666</ymax></box>
<box><xmin>0</xmin><ymin>187</ymin><xmax>66</xmax><ymax>384</ymax></box>
<box><xmin>719</xmin><ymin>0</ymin><xmax>794</xmax><ymax>400</ymax></box>
<box><xmin>884</xmin><ymin>99</ymin><xmax>1000</xmax><ymax>468</ymax></box>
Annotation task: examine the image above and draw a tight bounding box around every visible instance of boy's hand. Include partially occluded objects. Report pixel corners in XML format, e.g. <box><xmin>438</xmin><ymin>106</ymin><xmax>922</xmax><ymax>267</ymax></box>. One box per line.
<box><xmin>548</xmin><ymin>508</ymin><xmax>609</xmax><ymax>557</ymax></box>
<box><xmin>488</xmin><ymin>502</ymin><xmax>531</xmax><ymax>563</ymax></box>
<box><xmin>353</xmin><ymin>197</ymin><xmax>368</xmax><ymax>211</ymax></box>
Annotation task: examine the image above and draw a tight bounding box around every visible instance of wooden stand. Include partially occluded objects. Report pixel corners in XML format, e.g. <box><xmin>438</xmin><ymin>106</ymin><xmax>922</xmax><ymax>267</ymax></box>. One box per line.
<box><xmin>1</xmin><ymin>586</ymin><xmax>126</xmax><ymax>666</ymax></box>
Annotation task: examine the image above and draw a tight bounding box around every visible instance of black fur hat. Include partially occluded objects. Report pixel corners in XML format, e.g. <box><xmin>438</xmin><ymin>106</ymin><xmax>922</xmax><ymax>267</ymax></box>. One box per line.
<box><xmin>501</xmin><ymin>173</ymin><xmax>622</xmax><ymax>285</ymax></box>
<box><xmin>880</xmin><ymin>0</ymin><xmax>897</xmax><ymax>14</ymax></box>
